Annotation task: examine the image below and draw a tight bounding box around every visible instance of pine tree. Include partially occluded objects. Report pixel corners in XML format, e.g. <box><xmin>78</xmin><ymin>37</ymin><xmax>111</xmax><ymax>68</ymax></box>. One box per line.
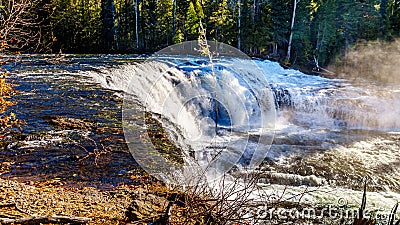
<box><xmin>173</xmin><ymin>29</ymin><xmax>185</xmax><ymax>44</ymax></box>
<box><xmin>358</xmin><ymin>0</ymin><xmax>380</xmax><ymax>40</ymax></box>
<box><xmin>195</xmin><ymin>0</ymin><xmax>205</xmax><ymax>19</ymax></box>
<box><xmin>380</xmin><ymin>0</ymin><xmax>390</xmax><ymax>38</ymax></box>
<box><xmin>156</xmin><ymin>0</ymin><xmax>173</xmax><ymax>47</ymax></box>
<box><xmin>242</xmin><ymin>0</ymin><xmax>273</xmax><ymax>55</ymax></box>
<box><xmin>139</xmin><ymin>0</ymin><xmax>158</xmax><ymax>50</ymax></box>
<box><xmin>185</xmin><ymin>0</ymin><xmax>204</xmax><ymax>40</ymax></box>
<box><xmin>310</xmin><ymin>0</ymin><xmax>340</xmax><ymax>66</ymax></box>
<box><xmin>390</xmin><ymin>0</ymin><xmax>400</xmax><ymax>36</ymax></box>
<box><xmin>101</xmin><ymin>0</ymin><xmax>117</xmax><ymax>51</ymax></box>
<box><xmin>290</xmin><ymin>0</ymin><xmax>312</xmax><ymax>66</ymax></box>
<box><xmin>270</xmin><ymin>0</ymin><xmax>291</xmax><ymax>57</ymax></box>
<box><xmin>210</xmin><ymin>0</ymin><xmax>235</xmax><ymax>44</ymax></box>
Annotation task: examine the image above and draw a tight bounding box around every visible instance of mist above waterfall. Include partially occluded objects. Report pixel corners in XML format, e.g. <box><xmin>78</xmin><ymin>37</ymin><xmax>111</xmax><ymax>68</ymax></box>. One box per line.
<box><xmin>255</xmin><ymin>60</ymin><xmax>400</xmax><ymax>132</ymax></box>
<box><xmin>329</xmin><ymin>39</ymin><xmax>400</xmax><ymax>84</ymax></box>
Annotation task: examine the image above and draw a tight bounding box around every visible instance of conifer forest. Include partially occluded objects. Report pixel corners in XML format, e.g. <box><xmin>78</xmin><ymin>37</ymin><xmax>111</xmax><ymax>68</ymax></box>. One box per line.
<box><xmin>1</xmin><ymin>0</ymin><xmax>400</xmax><ymax>68</ymax></box>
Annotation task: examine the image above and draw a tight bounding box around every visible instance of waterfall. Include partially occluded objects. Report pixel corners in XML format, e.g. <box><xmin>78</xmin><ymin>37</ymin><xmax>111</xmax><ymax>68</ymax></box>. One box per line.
<box><xmin>84</xmin><ymin>57</ymin><xmax>400</xmax><ymax>184</ymax></box>
<box><xmin>255</xmin><ymin>60</ymin><xmax>400</xmax><ymax>132</ymax></box>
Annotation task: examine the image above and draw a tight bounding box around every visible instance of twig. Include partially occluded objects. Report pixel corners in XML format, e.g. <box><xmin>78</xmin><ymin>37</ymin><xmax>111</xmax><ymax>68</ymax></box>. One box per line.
<box><xmin>0</xmin><ymin>202</ymin><xmax>31</xmax><ymax>215</ymax></box>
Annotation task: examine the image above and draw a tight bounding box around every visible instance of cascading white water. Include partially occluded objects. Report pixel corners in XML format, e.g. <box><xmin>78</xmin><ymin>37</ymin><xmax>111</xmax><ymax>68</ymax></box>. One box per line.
<box><xmin>84</xmin><ymin>56</ymin><xmax>400</xmax><ymax>187</ymax></box>
<box><xmin>87</xmin><ymin>58</ymin><xmax>400</xmax><ymax>136</ymax></box>
<box><xmin>85</xmin><ymin>56</ymin><xmax>276</xmax><ymax>183</ymax></box>
<box><xmin>255</xmin><ymin>60</ymin><xmax>400</xmax><ymax>132</ymax></box>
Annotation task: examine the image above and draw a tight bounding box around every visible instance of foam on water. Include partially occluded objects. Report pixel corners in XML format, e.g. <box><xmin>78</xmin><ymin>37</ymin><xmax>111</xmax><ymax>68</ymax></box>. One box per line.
<box><xmin>83</xmin><ymin>57</ymin><xmax>400</xmax><ymax>190</ymax></box>
<box><xmin>256</xmin><ymin>60</ymin><xmax>400</xmax><ymax>132</ymax></box>
<box><xmin>84</xmin><ymin>57</ymin><xmax>277</xmax><ymax>184</ymax></box>
<box><xmin>86</xmin><ymin>58</ymin><xmax>400</xmax><ymax>148</ymax></box>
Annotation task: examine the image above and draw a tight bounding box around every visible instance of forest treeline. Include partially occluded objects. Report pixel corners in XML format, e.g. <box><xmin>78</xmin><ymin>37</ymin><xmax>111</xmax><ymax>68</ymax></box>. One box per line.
<box><xmin>1</xmin><ymin>0</ymin><xmax>400</xmax><ymax>68</ymax></box>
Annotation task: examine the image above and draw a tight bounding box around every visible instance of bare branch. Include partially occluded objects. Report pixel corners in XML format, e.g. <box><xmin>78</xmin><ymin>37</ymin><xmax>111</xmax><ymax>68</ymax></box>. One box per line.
<box><xmin>0</xmin><ymin>0</ymin><xmax>46</xmax><ymax>52</ymax></box>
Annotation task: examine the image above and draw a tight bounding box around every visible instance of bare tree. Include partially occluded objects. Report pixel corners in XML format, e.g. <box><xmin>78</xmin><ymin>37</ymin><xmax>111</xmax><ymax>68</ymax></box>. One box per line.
<box><xmin>285</xmin><ymin>0</ymin><xmax>299</xmax><ymax>63</ymax></box>
<box><xmin>237</xmin><ymin>0</ymin><xmax>241</xmax><ymax>50</ymax></box>
<box><xmin>134</xmin><ymin>0</ymin><xmax>139</xmax><ymax>49</ymax></box>
<box><xmin>0</xmin><ymin>0</ymin><xmax>45</xmax><ymax>52</ymax></box>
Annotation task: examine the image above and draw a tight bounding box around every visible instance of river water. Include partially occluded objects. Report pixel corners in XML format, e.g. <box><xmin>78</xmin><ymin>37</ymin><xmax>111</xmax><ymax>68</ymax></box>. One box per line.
<box><xmin>2</xmin><ymin>54</ymin><xmax>400</xmax><ymax>214</ymax></box>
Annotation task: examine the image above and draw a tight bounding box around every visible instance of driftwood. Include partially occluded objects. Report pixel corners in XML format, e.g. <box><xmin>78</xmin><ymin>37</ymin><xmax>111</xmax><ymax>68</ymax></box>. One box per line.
<box><xmin>0</xmin><ymin>215</ymin><xmax>91</xmax><ymax>225</ymax></box>
<box><xmin>0</xmin><ymin>204</ymin><xmax>90</xmax><ymax>225</ymax></box>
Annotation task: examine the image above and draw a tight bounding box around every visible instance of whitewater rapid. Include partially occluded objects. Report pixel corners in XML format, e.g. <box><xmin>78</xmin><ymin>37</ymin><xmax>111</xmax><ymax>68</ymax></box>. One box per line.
<box><xmin>86</xmin><ymin>57</ymin><xmax>400</xmax><ymax>136</ymax></box>
<box><xmin>83</xmin><ymin>56</ymin><xmax>400</xmax><ymax>189</ymax></box>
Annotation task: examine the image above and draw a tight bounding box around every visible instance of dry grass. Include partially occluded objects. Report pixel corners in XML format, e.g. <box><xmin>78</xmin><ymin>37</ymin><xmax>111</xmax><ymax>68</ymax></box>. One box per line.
<box><xmin>0</xmin><ymin>177</ymin><xmax>137</xmax><ymax>224</ymax></box>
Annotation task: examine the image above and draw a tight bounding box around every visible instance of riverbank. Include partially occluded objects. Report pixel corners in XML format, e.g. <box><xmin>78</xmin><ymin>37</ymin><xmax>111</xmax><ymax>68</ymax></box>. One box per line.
<box><xmin>0</xmin><ymin>177</ymin><xmax>134</xmax><ymax>224</ymax></box>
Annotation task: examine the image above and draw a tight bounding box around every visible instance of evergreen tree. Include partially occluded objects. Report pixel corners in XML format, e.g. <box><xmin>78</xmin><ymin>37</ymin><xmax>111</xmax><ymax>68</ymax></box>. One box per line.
<box><xmin>139</xmin><ymin>0</ymin><xmax>158</xmax><ymax>50</ymax></box>
<box><xmin>242</xmin><ymin>0</ymin><xmax>273</xmax><ymax>55</ymax></box>
<box><xmin>291</xmin><ymin>0</ymin><xmax>312</xmax><ymax>65</ymax></box>
<box><xmin>210</xmin><ymin>0</ymin><xmax>235</xmax><ymax>44</ymax></box>
<box><xmin>270</xmin><ymin>0</ymin><xmax>291</xmax><ymax>57</ymax></box>
<box><xmin>310</xmin><ymin>0</ymin><xmax>340</xmax><ymax>66</ymax></box>
<box><xmin>101</xmin><ymin>0</ymin><xmax>117</xmax><ymax>51</ymax></box>
<box><xmin>115</xmin><ymin>0</ymin><xmax>134</xmax><ymax>50</ymax></box>
<box><xmin>156</xmin><ymin>0</ymin><xmax>174</xmax><ymax>47</ymax></box>
<box><xmin>173</xmin><ymin>29</ymin><xmax>185</xmax><ymax>44</ymax></box>
<box><xmin>358</xmin><ymin>0</ymin><xmax>380</xmax><ymax>40</ymax></box>
<box><xmin>380</xmin><ymin>0</ymin><xmax>390</xmax><ymax>38</ymax></box>
<box><xmin>390</xmin><ymin>0</ymin><xmax>400</xmax><ymax>36</ymax></box>
<box><xmin>185</xmin><ymin>0</ymin><xmax>204</xmax><ymax>40</ymax></box>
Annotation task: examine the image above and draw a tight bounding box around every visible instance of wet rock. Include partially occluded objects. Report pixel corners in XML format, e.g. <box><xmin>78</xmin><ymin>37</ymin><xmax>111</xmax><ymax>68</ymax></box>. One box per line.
<box><xmin>47</xmin><ymin>116</ymin><xmax>97</xmax><ymax>130</ymax></box>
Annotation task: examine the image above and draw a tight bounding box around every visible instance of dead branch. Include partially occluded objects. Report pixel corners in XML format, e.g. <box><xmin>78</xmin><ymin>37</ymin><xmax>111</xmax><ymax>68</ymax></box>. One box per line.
<box><xmin>0</xmin><ymin>215</ymin><xmax>91</xmax><ymax>225</ymax></box>
<box><xmin>0</xmin><ymin>0</ymin><xmax>46</xmax><ymax>52</ymax></box>
<box><xmin>0</xmin><ymin>202</ymin><xmax>29</xmax><ymax>215</ymax></box>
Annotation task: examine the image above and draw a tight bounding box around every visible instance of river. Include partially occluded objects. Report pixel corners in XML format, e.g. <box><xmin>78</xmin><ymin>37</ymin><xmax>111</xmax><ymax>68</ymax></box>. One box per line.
<box><xmin>2</xmin><ymin>53</ymin><xmax>400</xmax><ymax>218</ymax></box>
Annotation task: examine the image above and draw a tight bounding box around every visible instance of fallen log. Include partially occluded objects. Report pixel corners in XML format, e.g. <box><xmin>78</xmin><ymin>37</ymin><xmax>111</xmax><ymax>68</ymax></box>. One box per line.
<box><xmin>0</xmin><ymin>215</ymin><xmax>91</xmax><ymax>225</ymax></box>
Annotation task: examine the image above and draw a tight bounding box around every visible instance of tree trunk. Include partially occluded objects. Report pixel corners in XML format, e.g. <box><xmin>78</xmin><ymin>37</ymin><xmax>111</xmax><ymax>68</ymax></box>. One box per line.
<box><xmin>253</xmin><ymin>0</ymin><xmax>256</xmax><ymax>22</ymax></box>
<box><xmin>238</xmin><ymin>0</ymin><xmax>241</xmax><ymax>49</ymax></box>
<box><xmin>135</xmin><ymin>0</ymin><xmax>139</xmax><ymax>49</ymax></box>
<box><xmin>173</xmin><ymin>0</ymin><xmax>177</xmax><ymax>37</ymax></box>
<box><xmin>286</xmin><ymin>0</ymin><xmax>298</xmax><ymax>62</ymax></box>
<box><xmin>273</xmin><ymin>43</ymin><xmax>277</xmax><ymax>56</ymax></box>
